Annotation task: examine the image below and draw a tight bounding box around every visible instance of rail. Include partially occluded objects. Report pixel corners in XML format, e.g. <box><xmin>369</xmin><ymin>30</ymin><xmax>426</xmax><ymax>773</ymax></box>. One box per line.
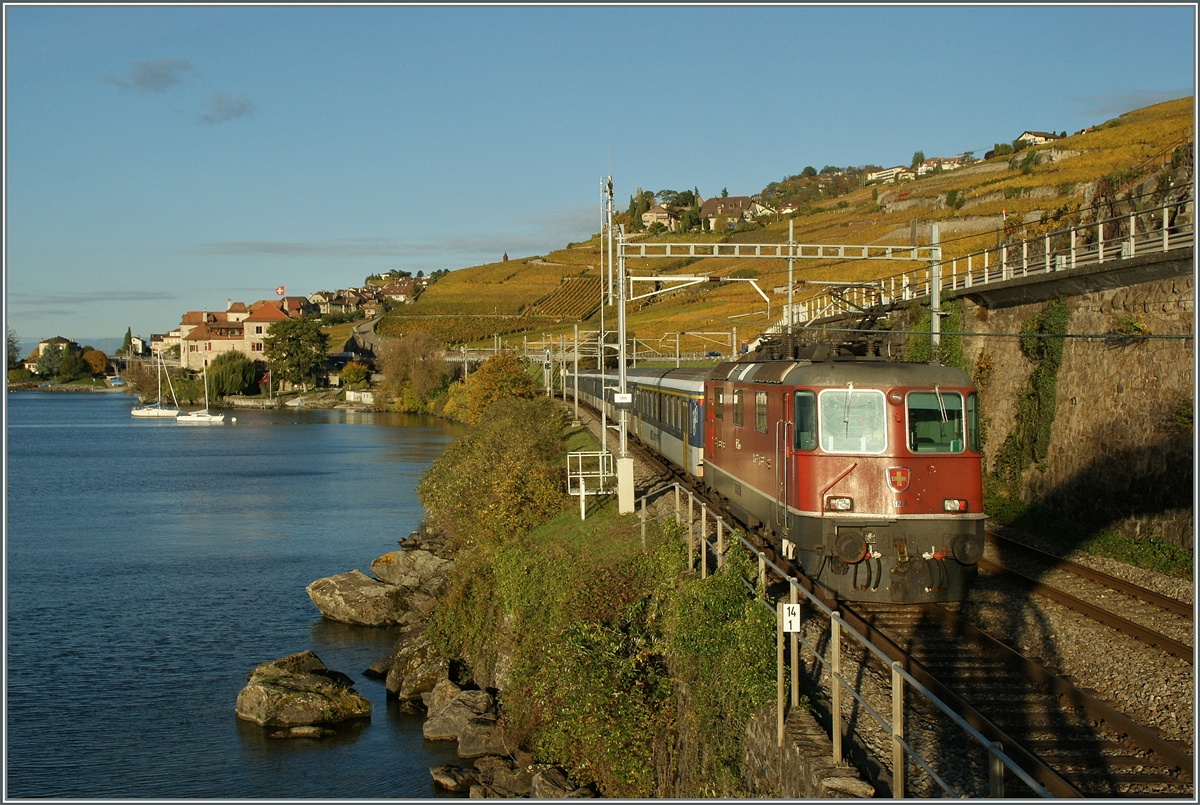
<box><xmin>779</xmin><ymin>198</ymin><xmax>1194</xmax><ymax>329</ymax></box>
<box><xmin>636</xmin><ymin>482</ymin><xmax>1052</xmax><ymax>799</ymax></box>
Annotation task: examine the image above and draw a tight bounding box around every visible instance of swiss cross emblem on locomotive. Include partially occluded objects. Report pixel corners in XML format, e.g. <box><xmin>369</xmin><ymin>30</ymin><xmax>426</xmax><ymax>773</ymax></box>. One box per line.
<box><xmin>887</xmin><ymin>467</ymin><xmax>911</xmax><ymax>493</ymax></box>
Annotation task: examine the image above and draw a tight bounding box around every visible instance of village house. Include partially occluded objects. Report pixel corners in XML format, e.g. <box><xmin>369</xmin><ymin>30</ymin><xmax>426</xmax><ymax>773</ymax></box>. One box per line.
<box><xmin>641</xmin><ymin>204</ymin><xmax>679</xmax><ymax>231</ymax></box>
<box><xmin>1016</xmin><ymin>130</ymin><xmax>1063</xmax><ymax>146</ymax></box>
<box><xmin>699</xmin><ymin>196</ymin><xmax>773</xmax><ymax>231</ymax></box>
<box><xmin>178</xmin><ymin>299</ymin><xmax>296</xmax><ymax>370</ymax></box>
<box><xmin>866</xmin><ymin>166</ymin><xmax>915</xmax><ymax>184</ymax></box>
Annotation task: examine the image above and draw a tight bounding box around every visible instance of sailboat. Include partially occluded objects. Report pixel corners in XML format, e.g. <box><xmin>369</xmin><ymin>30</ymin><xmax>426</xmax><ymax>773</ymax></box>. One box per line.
<box><xmin>131</xmin><ymin>351</ymin><xmax>180</xmax><ymax>419</ymax></box>
<box><xmin>177</xmin><ymin>363</ymin><xmax>226</xmax><ymax>424</ymax></box>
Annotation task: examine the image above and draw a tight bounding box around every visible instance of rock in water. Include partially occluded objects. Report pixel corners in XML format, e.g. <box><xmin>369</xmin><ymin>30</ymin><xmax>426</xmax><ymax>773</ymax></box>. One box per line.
<box><xmin>430</xmin><ymin>765</ymin><xmax>477</xmax><ymax>792</ymax></box>
<box><xmin>235</xmin><ymin>650</ymin><xmax>371</xmax><ymax>727</ymax></box>
<box><xmin>370</xmin><ymin>549</ymin><xmax>452</xmax><ymax>595</ymax></box>
<box><xmin>306</xmin><ymin>569</ymin><xmax>411</xmax><ymax>626</ymax></box>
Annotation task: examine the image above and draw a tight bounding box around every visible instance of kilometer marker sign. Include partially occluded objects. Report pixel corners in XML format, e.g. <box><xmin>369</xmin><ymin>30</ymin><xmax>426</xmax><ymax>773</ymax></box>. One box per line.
<box><xmin>783</xmin><ymin>603</ymin><xmax>801</xmax><ymax>633</ymax></box>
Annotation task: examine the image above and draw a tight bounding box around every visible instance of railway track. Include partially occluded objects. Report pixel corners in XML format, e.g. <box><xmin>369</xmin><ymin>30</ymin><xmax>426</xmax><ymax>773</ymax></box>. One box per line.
<box><xmin>582</xmin><ymin>403</ymin><xmax>1194</xmax><ymax>797</ymax></box>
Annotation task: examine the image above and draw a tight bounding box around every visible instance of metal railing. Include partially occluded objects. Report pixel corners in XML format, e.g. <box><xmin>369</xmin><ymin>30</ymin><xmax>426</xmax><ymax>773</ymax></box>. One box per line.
<box><xmin>638</xmin><ymin>482</ymin><xmax>1051</xmax><ymax>799</ymax></box>
<box><xmin>777</xmin><ymin>198</ymin><xmax>1193</xmax><ymax>330</ymax></box>
<box><xmin>566</xmin><ymin>450</ymin><xmax>614</xmax><ymax>519</ymax></box>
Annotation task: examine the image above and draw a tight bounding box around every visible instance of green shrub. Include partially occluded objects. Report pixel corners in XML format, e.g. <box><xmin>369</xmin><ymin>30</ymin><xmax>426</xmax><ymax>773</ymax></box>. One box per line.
<box><xmin>8</xmin><ymin>368</ymin><xmax>33</xmax><ymax>383</ymax></box>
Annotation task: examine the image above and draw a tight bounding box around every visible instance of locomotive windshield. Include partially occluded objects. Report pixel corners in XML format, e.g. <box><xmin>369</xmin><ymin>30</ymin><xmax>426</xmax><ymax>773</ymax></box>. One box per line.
<box><xmin>818</xmin><ymin>388</ymin><xmax>886</xmax><ymax>454</ymax></box>
<box><xmin>907</xmin><ymin>390</ymin><xmax>965</xmax><ymax>452</ymax></box>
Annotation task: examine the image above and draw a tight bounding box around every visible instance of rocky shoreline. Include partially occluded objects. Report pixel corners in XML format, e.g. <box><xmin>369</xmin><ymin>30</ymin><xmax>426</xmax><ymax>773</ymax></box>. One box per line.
<box><xmin>236</xmin><ymin>521</ymin><xmax>595</xmax><ymax>798</ymax></box>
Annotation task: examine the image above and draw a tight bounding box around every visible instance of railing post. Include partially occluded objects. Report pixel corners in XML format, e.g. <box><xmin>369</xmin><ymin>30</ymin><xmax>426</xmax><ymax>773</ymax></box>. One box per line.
<box><xmin>701</xmin><ymin>507</ymin><xmax>708</xmax><ymax>579</ymax></box>
<box><xmin>1022</xmin><ymin>239</ymin><xmax>1028</xmax><ymax>276</ymax></box>
<box><xmin>831</xmin><ymin>613</ymin><xmax>843</xmax><ymax>767</ymax></box>
<box><xmin>776</xmin><ymin>601</ymin><xmax>785</xmax><ymax>797</ymax></box>
<box><xmin>892</xmin><ymin>661</ymin><xmax>905</xmax><ymax>798</ymax></box>
<box><xmin>674</xmin><ymin>484</ymin><xmax>680</xmax><ymax>525</ymax></box>
<box><xmin>1045</xmin><ymin>234</ymin><xmax>1051</xmax><ymax>272</ymax></box>
<box><xmin>983</xmin><ymin>249</ymin><xmax>989</xmax><ymax>282</ymax></box>
<box><xmin>966</xmin><ymin>253</ymin><xmax>972</xmax><ymax>287</ymax></box>
<box><xmin>1129</xmin><ymin>211</ymin><xmax>1136</xmax><ymax>256</ymax></box>
<box><xmin>579</xmin><ymin>475</ymin><xmax>586</xmax><ymax>520</ymax></box>
<box><xmin>717</xmin><ymin>519</ymin><xmax>725</xmax><ymax>569</ymax></box>
<box><xmin>639</xmin><ymin>496</ymin><xmax>646</xmax><ymax>550</ymax></box>
<box><xmin>1001</xmin><ymin>245</ymin><xmax>1008</xmax><ymax>280</ymax></box>
<box><xmin>989</xmin><ymin>742</ymin><xmax>1005</xmax><ymax>798</ymax></box>
<box><xmin>1071</xmin><ymin>227</ymin><xmax>1077</xmax><ymax>268</ymax></box>
<box><xmin>1163</xmin><ymin>204</ymin><xmax>1170</xmax><ymax>251</ymax></box>
<box><xmin>1098</xmin><ymin>220</ymin><xmax>1104</xmax><ymax>263</ymax></box>
<box><xmin>758</xmin><ymin>554</ymin><xmax>766</xmax><ymax>595</ymax></box>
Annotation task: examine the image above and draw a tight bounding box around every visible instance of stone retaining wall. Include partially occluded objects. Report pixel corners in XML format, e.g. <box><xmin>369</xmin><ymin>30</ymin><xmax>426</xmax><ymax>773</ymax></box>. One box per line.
<box><xmin>742</xmin><ymin>702</ymin><xmax>876</xmax><ymax>798</ymax></box>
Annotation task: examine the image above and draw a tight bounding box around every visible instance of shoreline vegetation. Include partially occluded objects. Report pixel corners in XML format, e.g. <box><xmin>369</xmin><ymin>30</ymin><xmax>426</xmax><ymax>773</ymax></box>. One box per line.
<box><xmin>282</xmin><ymin>360</ymin><xmax>780</xmax><ymax>797</ymax></box>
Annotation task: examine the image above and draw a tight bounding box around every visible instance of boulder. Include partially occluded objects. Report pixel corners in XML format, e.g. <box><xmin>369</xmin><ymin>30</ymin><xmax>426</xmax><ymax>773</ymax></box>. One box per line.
<box><xmin>385</xmin><ymin>629</ymin><xmax>449</xmax><ymax>705</ymax></box>
<box><xmin>235</xmin><ymin>650</ymin><xmax>371</xmax><ymax>728</ymax></box>
<box><xmin>487</xmin><ymin>758</ymin><xmax>532</xmax><ymax>796</ymax></box>
<box><xmin>530</xmin><ymin>766</ymin><xmax>572</xmax><ymax>799</ymax></box>
<box><xmin>423</xmin><ymin>690</ymin><xmax>495</xmax><ymax>741</ymax></box>
<box><xmin>306</xmin><ymin>570</ymin><xmax>410</xmax><ymax>626</ymax></box>
<box><xmin>430</xmin><ymin>764</ymin><xmax>477</xmax><ymax>792</ymax></box>
<box><xmin>457</xmin><ymin>716</ymin><xmax>509</xmax><ymax>759</ymax></box>
<box><xmin>427</xmin><ymin>678</ymin><xmax>462</xmax><ymax>715</ymax></box>
<box><xmin>370</xmin><ymin>549</ymin><xmax>452</xmax><ymax>595</ymax></box>
<box><xmin>363</xmin><ymin>656</ymin><xmax>392</xmax><ymax>680</ymax></box>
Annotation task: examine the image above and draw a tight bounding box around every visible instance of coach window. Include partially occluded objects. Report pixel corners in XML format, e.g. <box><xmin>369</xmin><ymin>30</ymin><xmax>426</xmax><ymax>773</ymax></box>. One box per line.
<box><xmin>754</xmin><ymin>391</ymin><xmax>768</xmax><ymax>432</ymax></box>
<box><xmin>732</xmin><ymin>388</ymin><xmax>744</xmax><ymax>426</ymax></box>
<box><xmin>714</xmin><ymin>387</ymin><xmax>724</xmax><ymax>420</ymax></box>
<box><xmin>794</xmin><ymin>390</ymin><xmax>816</xmax><ymax>450</ymax></box>
<box><xmin>818</xmin><ymin>387</ymin><xmax>887</xmax><ymax>454</ymax></box>
<box><xmin>906</xmin><ymin>389</ymin><xmax>965</xmax><ymax>453</ymax></box>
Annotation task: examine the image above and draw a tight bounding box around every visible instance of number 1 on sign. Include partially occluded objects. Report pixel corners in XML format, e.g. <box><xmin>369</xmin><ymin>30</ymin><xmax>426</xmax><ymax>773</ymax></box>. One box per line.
<box><xmin>783</xmin><ymin>603</ymin><xmax>801</xmax><ymax>633</ymax></box>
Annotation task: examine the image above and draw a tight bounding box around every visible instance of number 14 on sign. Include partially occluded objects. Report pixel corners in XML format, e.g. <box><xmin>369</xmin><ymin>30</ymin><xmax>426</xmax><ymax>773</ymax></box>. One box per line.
<box><xmin>782</xmin><ymin>604</ymin><xmax>801</xmax><ymax>632</ymax></box>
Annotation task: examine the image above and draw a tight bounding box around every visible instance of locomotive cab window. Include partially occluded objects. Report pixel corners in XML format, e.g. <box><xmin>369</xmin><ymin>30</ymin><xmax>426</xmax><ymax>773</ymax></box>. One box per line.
<box><xmin>754</xmin><ymin>391</ymin><xmax>768</xmax><ymax>432</ymax></box>
<box><xmin>818</xmin><ymin>387</ymin><xmax>886</xmax><ymax>454</ymax></box>
<box><xmin>906</xmin><ymin>389</ymin><xmax>965</xmax><ymax>453</ymax></box>
<box><xmin>713</xmin><ymin>387</ymin><xmax>723</xmax><ymax>420</ymax></box>
<box><xmin>732</xmin><ymin>388</ymin><xmax>744</xmax><ymax>426</ymax></box>
<box><xmin>794</xmin><ymin>390</ymin><xmax>816</xmax><ymax>450</ymax></box>
<box><xmin>966</xmin><ymin>392</ymin><xmax>980</xmax><ymax>452</ymax></box>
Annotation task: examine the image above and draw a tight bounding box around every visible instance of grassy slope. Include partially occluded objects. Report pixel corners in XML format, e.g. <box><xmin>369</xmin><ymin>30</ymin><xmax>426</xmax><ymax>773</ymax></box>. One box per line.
<box><xmin>380</xmin><ymin>97</ymin><xmax>1192</xmax><ymax>348</ymax></box>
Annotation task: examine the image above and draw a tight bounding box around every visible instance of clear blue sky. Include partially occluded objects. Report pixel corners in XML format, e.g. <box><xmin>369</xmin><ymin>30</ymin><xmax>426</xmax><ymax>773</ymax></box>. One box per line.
<box><xmin>4</xmin><ymin>4</ymin><xmax>1195</xmax><ymax>347</ymax></box>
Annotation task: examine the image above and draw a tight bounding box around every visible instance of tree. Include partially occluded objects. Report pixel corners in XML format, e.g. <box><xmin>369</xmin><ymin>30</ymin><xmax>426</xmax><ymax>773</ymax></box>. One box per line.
<box><xmin>57</xmin><ymin>352</ymin><xmax>88</xmax><ymax>381</ymax></box>
<box><xmin>339</xmin><ymin>360</ymin><xmax>370</xmax><ymax>387</ymax></box>
<box><xmin>443</xmin><ymin>351</ymin><xmax>535</xmax><ymax>425</ymax></box>
<box><xmin>262</xmin><ymin>318</ymin><xmax>329</xmax><ymax>390</ymax></box>
<box><xmin>911</xmin><ymin>151</ymin><xmax>925</xmax><ymax>170</ymax></box>
<box><xmin>207</xmin><ymin>350</ymin><xmax>258</xmax><ymax>397</ymax></box>
<box><xmin>379</xmin><ymin>331</ymin><xmax>451</xmax><ymax>411</ymax></box>
<box><xmin>801</xmin><ymin>166</ymin><xmax>817</xmax><ymax>178</ymax></box>
<box><xmin>7</xmin><ymin>329</ymin><xmax>20</xmax><ymax>370</ymax></box>
<box><xmin>720</xmin><ymin>188</ymin><xmax>728</xmax><ymax>198</ymax></box>
<box><xmin>119</xmin><ymin>327</ymin><xmax>132</xmax><ymax>356</ymax></box>
<box><xmin>81</xmin><ymin>349</ymin><xmax>108</xmax><ymax>375</ymax></box>
<box><xmin>35</xmin><ymin>344</ymin><xmax>64</xmax><ymax>377</ymax></box>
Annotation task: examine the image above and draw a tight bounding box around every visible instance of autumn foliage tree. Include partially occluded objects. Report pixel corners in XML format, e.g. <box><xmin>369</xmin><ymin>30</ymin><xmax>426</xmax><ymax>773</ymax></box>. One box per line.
<box><xmin>418</xmin><ymin>396</ymin><xmax>568</xmax><ymax>547</ymax></box>
<box><xmin>442</xmin><ymin>351</ymin><xmax>535</xmax><ymax>425</ymax></box>
<box><xmin>81</xmin><ymin>349</ymin><xmax>108</xmax><ymax>375</ymax></box>
<box><xmin>379</xmin><ymin>331</ymin><xmax>450</xmax><ymax>411</ymax></box>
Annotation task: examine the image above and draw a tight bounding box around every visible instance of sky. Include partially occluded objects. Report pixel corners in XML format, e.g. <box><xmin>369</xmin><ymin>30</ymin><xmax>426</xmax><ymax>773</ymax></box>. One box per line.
<box><xmin>3</xmin><ymin>4</ymin><xmax>1195</xmax><ymax>348</ymax></box>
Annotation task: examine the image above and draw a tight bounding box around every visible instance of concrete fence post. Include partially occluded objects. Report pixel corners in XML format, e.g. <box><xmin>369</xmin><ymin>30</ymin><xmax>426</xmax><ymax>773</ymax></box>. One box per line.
<box><xmin>1163</xmin><ymin>205</ymin><xmax>1169</xmax><ymax>251</ymax></box>
<box><xmin>700</xmin><ymin>507</ymin><xmax>707</xmax><ymax>578</ymax></box>
<box><xmin>639</xmin><ymin>497</ymin><xmax>646</xmax><ymax>551</ymax></box>
<box><xmin>1071</xmin><ymin>227</ymin><xmax>1077</xmax><ymax>268</ymax></box>
<box><xmin>1129</xmin><ymin>211</ymin><xmax>1136</xmax><ymax>256</ymax></box>
<box><xmin>892</xmin><ymin>661</ymin><xmax>905</xmax><ymax>798</ymax></box>
<box><xmin>776</xmin><ymin>601</ymin><xmax>785</xmax><ymax>797</ymax></box>
<box><xmin>1045</xmin><ymin>234</ymin><xmax>1051</xmax><ymax>272</ymax></box>
<box><xmin>688</xmin><ymin>494</ymin><xmax>695</xmax><ymax>570</ymax></box>
<box><xmin>790</xmin><ymin>583</ymin><xmax>799</xmax><ymax>708</ymax></box>
<box><xmin>832</xmin><ymin>613</ymin><xmax>843</xmax><ymax>766</ymax></box>
<box><xmin>1098</xmin><ymin>220</ymin><xmax>1105</xmax><ymax>263</ymax></box>
<box><xmin>674</xmin><ymin>485</ymin><xmax>680</xmax><ymax>525</ymax></box>
<box><xmin>988</xmin><ymin>742</ymin><xmax>1005</xmax><ymax>798</ymax></box>
<box><xmin>717</xmin><ymin>520</ymin><xmax>725</xmax><ymax>569</ymax></box>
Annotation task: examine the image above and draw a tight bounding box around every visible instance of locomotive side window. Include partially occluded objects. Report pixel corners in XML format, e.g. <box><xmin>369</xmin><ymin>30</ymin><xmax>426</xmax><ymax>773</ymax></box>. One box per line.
<box><xmin>818</xmin><ymin>388</ymin><xmax>886</xmax><ymax>454</ymax></box>
<box><xmin>967</xmin><ymin>392</ymin><xmax>980</xmax><ymax>452</ymax></box>
<box><xmin>906</xmin><ymin>390</ymin><xmax>965</xmax><ymax>453</ymax></box>
<box><xmin>714</xmin><ymin>387</ymin><xmax>723</xmax><ymax>420</ymax></box>
<box><xmin>754</xmin><ymin>392</ymin><xmax>768</xmax><ymax>432</ymax></box>
<box><xmin>794</xmin><ymin>390</ymin><xmax>816</xmax><ymax>450</ymax></box>
<box><xmin>732</xmin><ymin>388</ymin><xmax>744</xmax><ymax>426</ymax></box>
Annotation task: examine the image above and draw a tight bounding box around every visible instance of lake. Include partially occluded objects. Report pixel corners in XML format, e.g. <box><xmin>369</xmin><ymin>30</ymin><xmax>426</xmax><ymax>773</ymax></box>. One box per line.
<box><xmin>5</xmin><ymin>391</ymin><xmax>468</xmax><ymax>798</ymax></box>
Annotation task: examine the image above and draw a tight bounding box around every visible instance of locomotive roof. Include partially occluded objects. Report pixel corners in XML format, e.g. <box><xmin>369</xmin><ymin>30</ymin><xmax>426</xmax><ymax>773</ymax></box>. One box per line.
<box><xmin>712</xmin><ymin>360</ymin><xmax>973</xmax><ymax>388</ymax></box>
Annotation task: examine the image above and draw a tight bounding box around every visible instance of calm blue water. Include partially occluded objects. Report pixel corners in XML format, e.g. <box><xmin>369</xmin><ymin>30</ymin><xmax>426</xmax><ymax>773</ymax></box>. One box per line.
<box><xmin>5</xmin><ymin>392</ymin><xmax>468</xmax><ymax>798</ymax></box>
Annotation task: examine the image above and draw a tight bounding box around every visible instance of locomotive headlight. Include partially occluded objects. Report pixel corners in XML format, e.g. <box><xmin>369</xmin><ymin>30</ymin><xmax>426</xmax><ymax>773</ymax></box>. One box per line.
<box><xmin>943</xmin><ymin>499</ymin><xmax>969</xmax><ymax>512</ymax></box>
<box><xmin>826</xmin><ymin>496</ymin><xmax>854</xmax><ymax>512</ymax></box>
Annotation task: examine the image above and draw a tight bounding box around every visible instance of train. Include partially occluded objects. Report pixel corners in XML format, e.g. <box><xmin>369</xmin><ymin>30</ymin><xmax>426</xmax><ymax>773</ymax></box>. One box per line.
<box><xmin>576</xmin><ymin>345</ymin><xmax>986</xmax><ymax>603</ymax></box>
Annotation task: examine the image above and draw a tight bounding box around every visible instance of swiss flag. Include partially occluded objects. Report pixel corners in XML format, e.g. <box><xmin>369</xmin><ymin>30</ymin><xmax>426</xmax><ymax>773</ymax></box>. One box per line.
<box><xmin>275</xmin><ymin>285</ymin><xmax>285</xmax><ymax>296</ymax></box>
<box><xmin>887</xmin><ymin>466</ymin><xmax>911</xmax><ymax>493</ymax></box>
